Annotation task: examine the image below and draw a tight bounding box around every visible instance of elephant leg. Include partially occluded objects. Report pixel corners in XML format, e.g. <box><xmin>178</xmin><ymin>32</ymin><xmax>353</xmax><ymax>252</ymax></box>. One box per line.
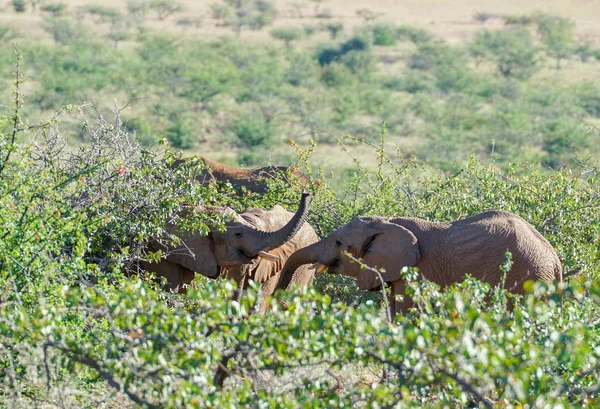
<box><xmin>389</xmin><ymin>280</ymin><xmax>414</xmax><ymax>317</ymax></box>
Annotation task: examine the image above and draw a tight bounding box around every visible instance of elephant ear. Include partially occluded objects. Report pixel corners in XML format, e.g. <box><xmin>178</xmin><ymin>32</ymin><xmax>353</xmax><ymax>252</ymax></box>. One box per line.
<box><xmin>165</xmin><ymin>234</ymin><xmax>220</xmax><ymax>279</ymax></box>
<box><xmin>356</xmin><ymin>221</ymin><xmax>420</xmax><ymax>291</ymax></box>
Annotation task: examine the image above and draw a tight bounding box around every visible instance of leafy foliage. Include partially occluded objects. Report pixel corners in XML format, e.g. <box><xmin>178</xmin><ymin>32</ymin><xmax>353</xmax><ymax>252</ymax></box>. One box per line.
<box><xmin>1</xmin><ymin>48</ymin><xmax>600</xmax><ymax>407</ymax></box>
<box><xmin>469</xmin><ymin>28</ymin><xmax>539</xmax><ymax>79</ymax></box>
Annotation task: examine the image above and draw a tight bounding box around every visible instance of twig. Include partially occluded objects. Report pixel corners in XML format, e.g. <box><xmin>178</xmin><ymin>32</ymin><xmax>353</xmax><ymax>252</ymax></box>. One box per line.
<box><xmin>344</xmin><ymin>253</ymin><xmax>393</xmax><ymax>324</ymax></box>
<box><xmin>47</xmin><ymin>342</ymin><xmax>159</xmax><ymax>409</ymax></box>
<box><xmin>434</xmin><ymin>364</ymin><xmax>493</xmax><ymax>409</ymax></box>
<box><xmin>0</xmin><ymin>44</ymin><xmax>23</xmax><ymax>176</ymax></box>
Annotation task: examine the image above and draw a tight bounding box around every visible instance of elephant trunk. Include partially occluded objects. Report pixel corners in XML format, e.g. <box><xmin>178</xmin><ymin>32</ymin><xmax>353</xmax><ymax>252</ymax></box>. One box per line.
<box><xmin>275</xmin><ymin>241</ymin><xmax>322</xmax><ymax>291</ymax></box>
<box><xmin>253</xmin><ymin>192</ymin><xmax>311</xmax><ymax>253</ymax></box>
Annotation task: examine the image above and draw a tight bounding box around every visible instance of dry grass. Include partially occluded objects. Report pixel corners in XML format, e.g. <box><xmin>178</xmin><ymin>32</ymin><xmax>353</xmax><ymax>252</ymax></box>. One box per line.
<box><xmin>2</xmin><ymin>0</ymin><xmax>600</xmax><ymax>44</ymax></box>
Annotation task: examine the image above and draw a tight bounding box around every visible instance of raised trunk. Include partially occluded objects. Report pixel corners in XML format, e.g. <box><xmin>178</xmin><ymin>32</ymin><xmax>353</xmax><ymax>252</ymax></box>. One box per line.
<box><xmin>274</xmin><ymin>241</ymin><xmax>322</xmax><ymax>291</ymax></box>
<box><xmin>252</xmin><ymin>192</ymin><xmax>311</xmax><ymax>253</ymax></box>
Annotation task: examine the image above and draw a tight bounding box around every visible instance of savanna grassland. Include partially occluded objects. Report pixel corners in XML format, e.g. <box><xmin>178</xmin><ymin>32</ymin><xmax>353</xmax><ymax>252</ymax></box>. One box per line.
<box><xmin>1</xmin><ymin>0</ymin><xmax>600</xmax><ymax>408</ymax></box>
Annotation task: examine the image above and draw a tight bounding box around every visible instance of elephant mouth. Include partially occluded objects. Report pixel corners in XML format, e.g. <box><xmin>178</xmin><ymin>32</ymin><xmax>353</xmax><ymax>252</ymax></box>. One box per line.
<box><xmin>238</xmin><ymin>249</ymin><xmax>281</xmax><ymax>264</ymax></box>
<box><xmin>325</xmin><ymin>257</ymin><xmax>341</xmax><ymax>273</ymax></box>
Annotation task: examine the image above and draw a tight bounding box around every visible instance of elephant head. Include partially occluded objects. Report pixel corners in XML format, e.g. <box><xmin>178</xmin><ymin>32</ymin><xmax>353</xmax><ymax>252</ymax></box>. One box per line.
<box><xmin>275</xmin><ymin>217</ymin><xmax>420</xmax><ymax>292</ymax></box>
<box><xmin>155</xmin><ymin>191</ymin><xmax>312</xmax><ymax>282</ymax></box>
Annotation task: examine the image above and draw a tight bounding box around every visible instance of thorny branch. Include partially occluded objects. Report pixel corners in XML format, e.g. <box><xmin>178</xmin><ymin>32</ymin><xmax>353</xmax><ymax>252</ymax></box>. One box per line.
<box><xmin>0</xmin><ymin>44</ymin><xmax>23</xmax><ymax>176</ymax></box>
<box><xmin>47</xmin><ymin>342</ymin><xmax>160</xmax><ymax>409</ymax></box>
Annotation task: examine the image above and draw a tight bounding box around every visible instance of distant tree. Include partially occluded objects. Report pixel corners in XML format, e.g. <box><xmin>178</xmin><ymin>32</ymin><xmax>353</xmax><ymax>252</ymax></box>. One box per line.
<box><xmin>323</xmin><ymin>22</ymin><xmax>343</xmax><ymax>39</ymax></box>
<box><xmin>28</xmin><ymin>0</ymin><xmax>45</xmax><ymax>12</ymax></box>
<box><xmin>290</xmin><ymin>1</ymin><xmax>306</xmax><ymax>18</ymax></box>
<box><xmin>149</xmin><ymin>0</ymin><xmax>183</xmax><ymax>21</ymax></box>
<box><xmin>502</xmin><ymin>14</ymin><xmax>533</xmax><ymax>26</ymax></box>
<box><xmin>470</xmin><ymin>28</ymin><xmax>539</xmax><ymax>79</ymax></box>
<box><xmin>370</xmin><ymin>24</ymin><xmax>397</xmax><ymax>46</ymax></box>
<box><xmin>127</xmin><ymin>0</ymin><xmax>148</xmax><ymax>19</ymax></box>
<box><xmin>473</xmin><ymin>12</ymin><xmax>497</xmax><ymax>29</ymax></box>
<box><xmin>11</xmin><ymin>0</ymin><xmax>26</xmax><ymax>12</ymax></box>
<box><xmin>176</xmin><ymin>17</ymin><xmax>203</xmax><ymax>31</ymax></box>
<box><xmin>218</xmin><ymin>0</ymin><xmax>277</xmax><ymax>37</ymax></box>
<box><xmin>40</xmin><ymin>2</ymin><xmax>67</xmax><ymax>16</ymax></box>
<box><xmin>79</xmin><ymin>4</ymin><xmax>120</xmax><ymax>24</ymax></box>
<box><xmin>309</xmin><ymin>0</ymin><xmax>324</xmax><ymax>17</ymax></box>
<box><xmin>356</xmin><ymin>8</ymin><xmax>382</xmax><ymax>23</ymax></box>
<box><xmin>270</xmin><ymin>27</ymin><xmax>303</xmax><ymax>46</ymax></box>
<box><xmin>42</xmin><ymin>16</ymin><xmax>86</xmax><ymax>45</ymax></box>
<box><xmin>210</xmin><ymin>3</ymin><xmax>231</xmax><ymax>26</ymax></box>
<box><xmin>575</xmin><ymin>41</ymin><xmax>594</xmax><ymax>63</ymax></box>
<box><xmin>536</xmin><ymin>13</ymin><xmax>575</xmax><ymax>69</ymax></box>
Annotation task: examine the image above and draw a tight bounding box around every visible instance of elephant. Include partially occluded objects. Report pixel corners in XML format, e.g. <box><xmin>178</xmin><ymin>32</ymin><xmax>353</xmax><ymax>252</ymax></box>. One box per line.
<box><xmin>141</xmin><ymin>192</ymin><xmax>318</xmax><ymax>312</ymax></box>
<box><xmin>275</xmin><ymin>211</ymin><xmax>563</xmax><ymax>316</ymax></box>
<box><xmin>172</xmin><ymin>156</ymin><xmax>310</xmax><ymax>194</ymax></box>
<box><xmin>219</xmin><ymin>206</ymin><xmax>319</xmax><ymax>313</ymax></box>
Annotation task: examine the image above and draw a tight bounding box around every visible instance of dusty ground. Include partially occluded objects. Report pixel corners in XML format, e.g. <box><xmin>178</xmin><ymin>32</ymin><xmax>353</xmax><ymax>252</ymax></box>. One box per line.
<box><xmin>2</xmin><ymin>0</ymin><xmax>600</xmax><ymax>43</ymax></box>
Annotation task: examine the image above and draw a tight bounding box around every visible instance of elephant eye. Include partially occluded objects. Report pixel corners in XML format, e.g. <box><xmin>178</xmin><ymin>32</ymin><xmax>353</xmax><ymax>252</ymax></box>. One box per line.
<box><xmin>235</xmin><ymin>232</ymin><xmax>243</xmax><ymax>238</ymax></box>
<box><xmin>335</xmin><ymin>240</ymin><xmax>342</xmax><ymax>247</ymax></box>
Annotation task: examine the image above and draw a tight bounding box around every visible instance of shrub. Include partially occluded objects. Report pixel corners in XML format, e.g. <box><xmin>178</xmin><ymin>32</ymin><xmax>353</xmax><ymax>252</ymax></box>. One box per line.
<box><xmin>396</xmin><ymin>25</ymin><xmax>433</xmax><ymax>44</ymax></box>
<box><xmin>231</xmin><ymin>109</ymin><xmax>276</xmax><ymax>147</ymax></box>
<box><xmin>535</xmin><ymin>13</ymin><xmax>575</xmax><ymax>69</ymax></box>
<box><xmin>502</xmin><ymin>14</ymin><xmax>534</xmax><ymax>26</ymax></box>
<box><xmin>79</xmin><ymin>4</ymin><xmax>121</xmax><ymax>23</ymax></box>
<box><xmin>575</xmin><ymin>41</ymin><xmax>594</xmax><ymax>63</ymax></box>
<box><xmin>322</xmin><ymin>22</ymin><xmax>343</xmax><ymax>39</ymax></box>
<box><xmin>127</xmin><ymin>0</ymin><xmax>148</xmax><ymax>18</ymax></box>
<box><xmin>149</xmin><ymin>0</ymin><xmax>183</xmax><ymax>20</ymax></box>
<box><xmin>270</xmin><ymin>26</ymin><xmax>304</xmax><ymax>46</ymax></box>
<box><xmin>222</xmin><ymin>0</ymin><xmax>277</xmax><ymax>36</ymax></box>
<box><xmin>370</xmin><ymin>24</ymin><xmax>397</xmax><ymax>46</ymax></box>
<box><xmin>469</xmin><ymin>28</ymin><xmax>539</xmax><ymax>79</ymax></box>
<box><xmin>409</xmin><ymin>42</ymin><xmax>464</xmax><ymax>71</ymax></box>
<box><xmin>166</xmin><ymin>120</ymin><xmax>196</xmax><ymax>148</ymax></box>
<box><xmin>11</xmin><ymin>0</ymin><xmax>26</xmax><ymax>12</ymax></box>
<box><xmin>42</xmin><ymin>17</ymin><xmax>87</xmax><ymax>45</ymax></box>
<box><xmin>317</xmin><ymin>35</ymin><xmax>370</xmax><ymax>66</ymax></box>
<box><xmin>40</xmin><ymin>2</ymin><xmax>67</xmax><ymax>15</ymax></box>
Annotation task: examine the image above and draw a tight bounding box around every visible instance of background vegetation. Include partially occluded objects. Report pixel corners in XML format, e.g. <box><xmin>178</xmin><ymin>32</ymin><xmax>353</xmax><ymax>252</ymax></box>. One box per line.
<box><xmin>1</xmin><ymin>0</ymin><xmax>599</xmax><ymax>407</ymax></box>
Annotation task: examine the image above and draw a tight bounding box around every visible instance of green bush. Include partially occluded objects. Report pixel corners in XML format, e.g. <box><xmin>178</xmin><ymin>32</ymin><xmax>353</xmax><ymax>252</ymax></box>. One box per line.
<box><xmin>469</xmin><ymin>28</ymin><xmax>539</xmax><ymax>79</ymax></box>
<box><xmin>317</xmin><ymin>35</ymin><xmax>371</xmax><ymax>66</ymax></box>
<box><xmin>42</xmin><ymin>17</ymin><xmax>87</xmax><ymax>45</ymax></box>
<box><xmin>40</xmin><ymin>2</ymin><xmax>68</xmax><ymax>15</ymax></box>
<box><xmin>409</xmin><ymin>42</ymin><xmax>464</xmax><ymax>71</ymax></box>
<box><xmin>11</xmin><ymin>0</ymin><xmax>26</xmax><ymax>12</ymax></box>
<box><xmin>270</xmin><ymin>26</ymin><xmax>304</xmax><ymax>46</ymax></box>
<box><xmin>396</xmin><ymin>25</ymin><xmax>433</xmax><ymax>44</ymax></box>
<box><xmin>370</xmin><ymin>24</ymin><xmax>397</xmax><ymax>46</ymax></box>
<box><xmin>231</xmin><ymin>109</ymin><xmax>276</xmax><ymax>147</ymax></box>
<box><xmin>535</xmin><ymin>13</ymin><xmax>575</xmax><ymax>69</ymax></box>
<box><xmin>2</xmin><ymin>59</ymin><xmax>600</xmax><ymax>407</ymax></box>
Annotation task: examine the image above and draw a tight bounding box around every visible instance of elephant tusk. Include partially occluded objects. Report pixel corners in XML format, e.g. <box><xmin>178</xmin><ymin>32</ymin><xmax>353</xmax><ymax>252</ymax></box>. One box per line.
<box><xmin>310</xmin><ymin>263</ymin><xmax>327</xmax><ymax>274</ymax></box>
<box><xmin>257</xmin><ymin>251</ymin><xmax>281</xmax><ymax>261</ymax></box>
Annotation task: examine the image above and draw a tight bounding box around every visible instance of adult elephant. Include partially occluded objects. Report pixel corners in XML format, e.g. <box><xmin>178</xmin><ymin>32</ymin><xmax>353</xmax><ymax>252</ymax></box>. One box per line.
<box><xmin>173</xmin><ymin>156</ymin><xmax>310</xmax><ymax>194</ymax></box>
<box><xmin>142</xmin><ymin>192</ymin><xmax>318</xmax><ymax>311</ymax></box>
<box><xmin>275</xmin><ymin>211</ymin><xmax>562</xmax><ymax>316</ymax></box>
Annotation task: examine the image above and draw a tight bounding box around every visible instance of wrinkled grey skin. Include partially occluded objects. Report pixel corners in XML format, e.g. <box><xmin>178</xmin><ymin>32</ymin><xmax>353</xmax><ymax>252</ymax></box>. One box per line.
<box><xmin>221</xmin><ymin>205</ymin><xmax>318</xmax><ymax>314</ymax></box>
<box><xmin>142</xmin><ymin>193</ymin><xmax>314</xmax><ymax>303</ymax></box>
<box><xmin>276</xmin><ymin>211</ymin><xmax>562</xmax><ymax>316</ymax></box>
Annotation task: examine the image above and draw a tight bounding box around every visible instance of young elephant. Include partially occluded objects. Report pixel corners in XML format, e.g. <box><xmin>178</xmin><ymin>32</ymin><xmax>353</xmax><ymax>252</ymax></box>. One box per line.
<box><xmin>142</xmin><ymin>192</ymin><xmax>318</xmax><ymax>312</ymax></box>
<box><xmin>275</xmin><ymin>211</ymin><xmax>562</xmax><ymax>315</ymax></box>
<box><xmin>220</xmin><ymin>207</ymin><xmax>319</xmax><ymax>313</ymax></box>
